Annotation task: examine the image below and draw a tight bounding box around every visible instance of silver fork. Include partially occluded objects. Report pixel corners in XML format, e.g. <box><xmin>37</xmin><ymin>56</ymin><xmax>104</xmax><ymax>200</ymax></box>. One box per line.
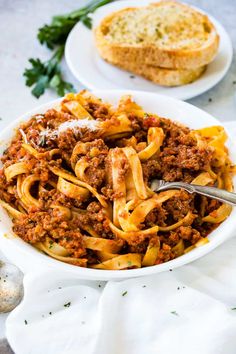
<box><xmin>150</xmin><ymin>179</ymin><xmax>236</xmax><ymax>206</ymax></box>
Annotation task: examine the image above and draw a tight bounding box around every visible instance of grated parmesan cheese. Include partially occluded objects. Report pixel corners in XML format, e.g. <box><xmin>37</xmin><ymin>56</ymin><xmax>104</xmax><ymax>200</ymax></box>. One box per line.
<box><xmin>58</xmin><ymin>119</ymin><xmax>100</xmax><ymax>134</ymax></box>
<box><xmin>19</xmin><ymin>129</ymin><xmax>28</xmax><ymax>144</ymax></box>
<box><xmin>38</xmin><ymin>118</ymin><xmax>100</xmax><ymax>142</ymax></box>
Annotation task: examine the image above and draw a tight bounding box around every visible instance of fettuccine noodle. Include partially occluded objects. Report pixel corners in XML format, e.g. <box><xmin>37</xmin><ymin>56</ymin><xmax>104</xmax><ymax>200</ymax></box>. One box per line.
<box><xmin>0</xmin><ymin>91</ymin><xmax>234</xmax><ymax>269</ymax></box>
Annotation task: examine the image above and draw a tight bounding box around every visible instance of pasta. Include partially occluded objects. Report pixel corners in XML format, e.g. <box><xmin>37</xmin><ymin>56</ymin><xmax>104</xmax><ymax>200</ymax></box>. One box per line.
<box><xmin>0</xmin><ymin>91</ymin><xmax>234</xmax><ymax>270</ymax></box>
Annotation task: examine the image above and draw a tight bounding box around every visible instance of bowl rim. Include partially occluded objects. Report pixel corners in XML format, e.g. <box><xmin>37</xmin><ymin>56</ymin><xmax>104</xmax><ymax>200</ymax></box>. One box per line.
<box><xmin>0</xmin><ymin>89</ymin><xmax>236</xmax><ymax>280</ymax></box>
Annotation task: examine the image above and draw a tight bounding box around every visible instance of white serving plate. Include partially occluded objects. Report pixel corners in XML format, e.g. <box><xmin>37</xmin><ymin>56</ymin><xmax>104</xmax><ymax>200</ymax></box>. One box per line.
<box><xmin>65</xmin><ymin>0</ymin><xmax>233</xmax><ymax>100</ymax></box>
<box><xmin>0</xmin><ymin>90</ymin><xmax>236</xmax><ymax>280</ymax></box>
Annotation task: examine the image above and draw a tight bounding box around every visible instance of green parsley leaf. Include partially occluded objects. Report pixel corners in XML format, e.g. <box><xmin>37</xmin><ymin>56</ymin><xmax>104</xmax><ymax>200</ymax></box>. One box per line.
<box><xmin>23</xmin><ymin>46</ymin><xmax>75</xmax><ymax>98</ymax></box>
<box><xmin>122</xmin><ymin>291</ymin><xmax>128</xmax><ymax>297</ymax></box>
<box><xmin>24</xmin><ymin>1</ymin><xmax>117</xmax><ymax>98</ymax></box>
<box><xmin>64</xmin><ymin>302</ymin><xmax>71</xmax><ymax>308</ymax></box>
<box><xmin>170</xmin><ymin>311</ymin><xmax>179</xmax><ymax>316</ymax></box>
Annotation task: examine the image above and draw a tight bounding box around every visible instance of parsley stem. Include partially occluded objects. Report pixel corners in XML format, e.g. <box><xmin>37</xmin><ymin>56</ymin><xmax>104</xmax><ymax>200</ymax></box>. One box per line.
<box><xmin>24</xmin><ymin>0</ymin><xmax>115</xmax><ymax>97</ymax></box>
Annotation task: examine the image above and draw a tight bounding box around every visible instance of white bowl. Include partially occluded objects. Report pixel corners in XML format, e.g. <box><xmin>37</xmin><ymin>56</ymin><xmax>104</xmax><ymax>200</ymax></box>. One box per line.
<box><xmin>0</xmin><ymin>90</ymin><xmax>236</xmax><ymax>280</ymax></box>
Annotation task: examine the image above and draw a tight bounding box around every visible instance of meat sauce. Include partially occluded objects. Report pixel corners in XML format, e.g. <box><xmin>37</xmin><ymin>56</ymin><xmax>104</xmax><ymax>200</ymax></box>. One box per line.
<box><xmin>0</xmin><ymin>102</ymin><xmax>221</xmax><ymax>266</ymax></box>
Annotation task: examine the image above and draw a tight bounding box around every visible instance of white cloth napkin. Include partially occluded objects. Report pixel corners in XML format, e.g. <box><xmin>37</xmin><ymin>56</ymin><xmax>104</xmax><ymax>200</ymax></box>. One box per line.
<box><xmin>5</xmin><ymin>121</ymin><xmax>236</xmax><ymax>354</ymax></box>
<box><xmin>6</xmin><ymin>233</ymin><xmax>236</xmax><ymax>354</ymax></box>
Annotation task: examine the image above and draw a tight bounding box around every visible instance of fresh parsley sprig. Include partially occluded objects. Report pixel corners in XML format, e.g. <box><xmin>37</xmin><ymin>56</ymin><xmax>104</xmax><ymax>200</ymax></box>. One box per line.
<box><xmin>24</xmin><ymin>45</ymin><xmax>74</xmax><ymax>98</ymax></box>
<box><xmin>24</xmin><ymin>0</ymin><xmax>114</xmax><ymax>98</ymax></box>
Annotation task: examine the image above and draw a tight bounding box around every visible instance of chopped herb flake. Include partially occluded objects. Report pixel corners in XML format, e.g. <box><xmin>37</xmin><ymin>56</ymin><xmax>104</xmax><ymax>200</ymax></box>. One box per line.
<box><xmin>142</xmin><ymin>285</ymin><xmax>146</xmax><ymax>288</ymax></box>
<box><xmin>231</xmin><ymin>307</ymin><xmax>236</xmax><ymax>310</ymax></box>
<box><xmin>122</xmin><ymin>291</ymin><xmax>128</xmax><ymax>297</ymax></box>
<box><xmin>24</xmin><ymin>320</ymin><xmax>28</xmax><ymax>325</ymax></box>
<box><xmin>170</xmin><ymin>311</ymin><xmax>179</xmax><ymax>316</ymax></box>
<box><xmin>208</xmin><ymin>98</ymin><xmax>212</xmax><ymax>102</ymax></box>
<box><xmin>130</xmin><ymin>75</ymin><xmax>135</xmax><ymax>79</ymax></box>
<box><xmin>64</xmin><ymin>302</ymin><xmax>71</xmax><ymax>308</ymax></box>
<box><xmin>127</xmin><ymin>261</ymin><xmax>132</xmax><ymax>267</ymax></box>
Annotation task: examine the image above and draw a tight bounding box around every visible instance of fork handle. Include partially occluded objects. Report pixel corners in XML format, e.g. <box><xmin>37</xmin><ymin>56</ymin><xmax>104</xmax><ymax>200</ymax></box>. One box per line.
<box><xmin>158</xmin><ymin>182</ymin><xmax>236</xmax><ymax>206</ymax></box>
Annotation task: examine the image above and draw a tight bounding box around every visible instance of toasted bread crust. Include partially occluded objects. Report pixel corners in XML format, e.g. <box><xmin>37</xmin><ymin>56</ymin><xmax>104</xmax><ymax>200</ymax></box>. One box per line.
<box><xmin>94</xmin><ymin>1</ymin><xmax>219</xmax><ymax>70</ymax></box>
<box><xmin>106</xmin><ymin>60</ymin><xmax>206</xmax><ymax>86</ymax></box>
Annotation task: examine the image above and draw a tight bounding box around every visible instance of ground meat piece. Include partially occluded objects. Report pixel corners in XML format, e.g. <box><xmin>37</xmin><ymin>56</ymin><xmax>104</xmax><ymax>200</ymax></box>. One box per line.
<box><xmin>168</xmin><ymin>231</ymin><xmax>180</xmax><ymax>246</ymax></box>
<box><xmin>128</xmin><ymin>113</ymin><xmax>144</xmax><ymax>132</ymax></box>
<box><xmin>44</xmin><ymin>109</ymin><xmax>73</xmax><ymax>129</ymax></box>
<box><xmin>13</xmin><ymin>212</ymin><xmax>49</xmax><ymax>243</ymax></box>
<box><xmin>160</xmin><ymin>118</ymin><xmax>190</xmax><ymax>139</ymax></box>
<box><xmin>59</xmin><ymin>230</ymin><xmax>86</xmax><ymax>258</ymax></box>
<box><xmin>133</xmin><ymin>130</ymin><xmax>147</xmax><ymax>142</ymax></box>
<box><xmin>163</xmin><ymin>191</ymin><xmax>195</xmax><ymax>222</ymax></box>
<box><xmin>32</xmin><ymin>159</ymin><xmax>50</xmax><ymax>182</ymax></box>
<box><xmin>143</xmin><ymin>115</ymin><xmax>161</xmax><ymax>129</ymax></box>
<box><xmin>57</xmin><ymin>129</ymin><xmax>77</xmax><ymax>156</ymax></box>
<box><xmin>80</xmin><ymin>139</ymin><xmax>109</xmax><ymax>188</ymax></box>
<box><xmin>85</xmin><ymin>102</ymin><xmax>110</xmax><ymax>121</ymax></box>
<box><xmin>0</xmin><ymin>170</ymin><xmax>16</xmax><ymax>204</ymax></box>
<box><xmin>194</xmin><ymin>222</ymin><xmax>218</xmax><ymax>238</ymax></box>
<box><xmin>177</xmin><ymin>226</ymin><xmax>201</xmax><ymax>244</ymax></box>
<box><xmin>145</xmin><ymin>205</ymin><xmax>167</xmax><ymax>227</ymax></box>
<box><xmin>1</xmin><ymin>138</ymin><xmax>25</xmax><ymax>166</ymax></box>
<box><xmin>177</xmin><ymin>133</ymin><xmax>196</xmax><ymax>146</ymax></box>
<box><xmin>101</xmin><ymin>186</ymin><xmax>114</xmax><ymax>200</ymax></box>
<box><xmin>85</xmin><ymin>202</ymin><xmax>114</xmax><ymax>239</ymax></box>
<box><xmin>159</xmin><ymin>230</ymin><xmax>181</xmax><ymax>247</ymax></box>
<box><xmin>93</xmin><ymin>105</ymin><xmax>109</xmax><ymax>120</ymax></box>
<box><xmin>142</xmin><ymin>160</ymin><xmax>161</xmax><ymax>182</ymax></box>
<box><xmin>38</xmin><ymin>189</ymin><xmax>82</xmax><ymax>210</ymax></box>
<box><xmin>73</xmin><ymin>212</ymin><xmax>90</xmax><ymax>230</ymax></box>
<box><xmin>205</xmin><ymin>199</ymin><xmax>222</xmax><ymax>214</ymax></box>
<box><xmin>127</xmin><ymin>113</ymin><xmax>147</xmax><ymax>142</ymax></box>
<box><xmin>129</xmin><ymin>238</ymin><xmax>149</xmax><ymax>254</ymax></box>
<box><xmin>79</xmin><ymin>129</ymin><xmax>103</xmax><ymax>143</ymax></box>
<box><xmin>13</xmin><ymin>209</ymin><xmax>86</xmax><ymax>258</ymax></box>
<box><xmin>155</xmin><ymin>243</ymin><xmax>173</xmax><ymax>264</ymax></box>
<box><xmin>85</xmin><ymin>156</ymin><xmax>106</xmax><ymax>188</ymax></box>
<box><xmin>160</xmin><ymin>145</ymin><xmax>213</xmax><ymax>175</ymax></box>
<box><xmin>161</xmin><ymin>167</ymin><xmax>184</xmax><ymax>182</ymax></box>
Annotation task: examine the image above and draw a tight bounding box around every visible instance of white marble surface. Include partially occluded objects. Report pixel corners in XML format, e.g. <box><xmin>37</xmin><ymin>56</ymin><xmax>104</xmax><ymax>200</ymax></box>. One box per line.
<box><xmin>0</xmin><ymin>0</ymin><xmax>235</xmax><ymax>350</ymax></box>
